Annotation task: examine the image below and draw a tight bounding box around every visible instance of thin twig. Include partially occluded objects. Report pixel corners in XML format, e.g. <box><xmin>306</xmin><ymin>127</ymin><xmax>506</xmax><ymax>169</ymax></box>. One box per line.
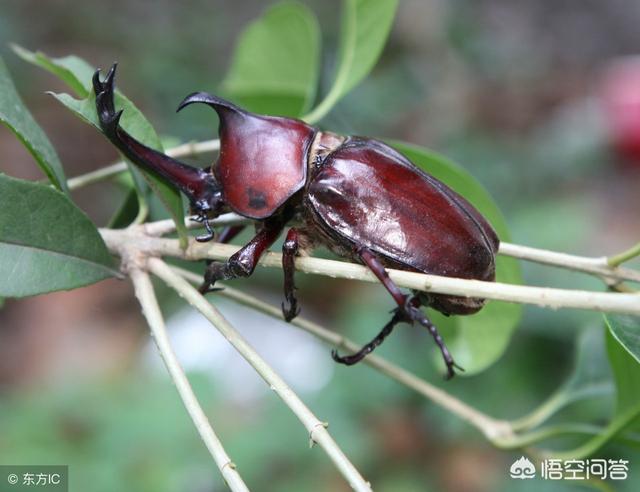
<box><xmin>608</xmin><ymin>241</ymin><xmax>640</xmax><ymax>267</ymax></box>
<box><xmin>170</xmin><ymin>266</ymin><xmax>514</xmax><ymax>442</ymax></box>
<box><xmin>143</xmin><ymin>213</ymin><xmax>247</xmax><ymax>237</ymax></box>
<box><xmin>99</xmin><ymin>230</ymin><xmax>640</xmax><ymax>316</ymax></box>
<box><xmin>147</xmin><ymin>258</ymin><xmax>373</xmax><ymax>492</ymax></box>
<box><xmin>67</xmin><ymin>139</ymin><xmax>220</xmax><ymax>190</ymax></box>
<box><xmin>129</xmin><ymin>267</ymin><xmax>249</xmax><ymax>492</ymax></box>
<box><xmin>499</xmin><ymin>242</ymin><xmax>640</xmax><ymax>283</ymax></box>
<box><xmin>136</xmin><ymin>217</ymin><xmax>640</xmax><ymax>284</ymax></box>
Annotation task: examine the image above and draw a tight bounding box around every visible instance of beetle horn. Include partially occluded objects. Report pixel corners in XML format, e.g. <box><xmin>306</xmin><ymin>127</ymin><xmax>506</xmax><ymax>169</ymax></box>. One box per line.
<box><xmin>177</xmin><ymin>92</ymin><xmax>245</xmax><ymax>116</ymax></box>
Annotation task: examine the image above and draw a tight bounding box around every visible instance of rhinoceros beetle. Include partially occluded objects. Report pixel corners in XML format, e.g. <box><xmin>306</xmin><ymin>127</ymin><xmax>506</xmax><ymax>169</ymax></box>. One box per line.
<box><xmin>93</xmin><ymin>64</ymin><xmax>499</xmax><ymax>379</ymax></box>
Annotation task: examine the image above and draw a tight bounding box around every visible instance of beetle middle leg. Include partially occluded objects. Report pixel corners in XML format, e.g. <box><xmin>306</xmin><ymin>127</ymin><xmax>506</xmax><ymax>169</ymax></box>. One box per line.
<box><xmin>332</xmin><ymin>247</ymin><xmax>461</xmax><ymax>379</ymax></box>
<box><xmin>281</xmin><ymin>228</ymin><xmax>301</xmax><ymax>321</ymax></box>
<box><xmin>199</xmin><ymin>219</ymin><xmax>283</xmax><ymax>293</ymax></box>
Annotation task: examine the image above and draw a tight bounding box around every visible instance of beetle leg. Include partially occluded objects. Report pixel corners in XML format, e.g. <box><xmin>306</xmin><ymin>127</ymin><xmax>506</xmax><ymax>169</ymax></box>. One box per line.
<box><xmin>199</xmin><ymin>219</ymin><xmax>284</xmax><ymax>294</ymax></box>
<box><xmin>332</xmin><ymin>310</ymin><xmax>404</xmax><ymax>365</ymax></box>
<box><xmin>281</xmin><ymin>228</ymin><xmax>301</xmax><ymax>322</ymax></box>
<box><xmin>199</xmin><ymin>225</ymin><xmax>248</xmax><ymax>291</ymax></box>
<box><xmin>336</xmin><ymin>247</ymin><xmax>460</xmax><ymax>379</ymax></box>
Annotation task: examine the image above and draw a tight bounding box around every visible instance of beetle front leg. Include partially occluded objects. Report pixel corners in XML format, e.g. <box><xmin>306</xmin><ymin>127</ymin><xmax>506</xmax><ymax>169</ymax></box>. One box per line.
<box><xmin>281</xmin><ymin>228</ymin><xmax>301</xmax><ymax>321</ymax></box>
<box><xmin>199</xmin><ymin>220</ymin><xmax>284</xmax><ymax>294</ymax></box>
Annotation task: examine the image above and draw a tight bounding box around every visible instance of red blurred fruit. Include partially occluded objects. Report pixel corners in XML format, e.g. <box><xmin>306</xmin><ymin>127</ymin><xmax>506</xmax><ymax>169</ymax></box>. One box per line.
<box><xmin>601</xmin><ymin>56</ymin><xmax>640</xmax><ymax>166</ymax></box>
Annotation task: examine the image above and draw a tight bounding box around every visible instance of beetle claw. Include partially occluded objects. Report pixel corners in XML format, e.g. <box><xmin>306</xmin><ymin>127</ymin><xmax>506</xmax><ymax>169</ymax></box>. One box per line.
<box><xmin>195</xmin><ymin>217</ymin><xmax>215</xmax><ymax>242</ymax></box>
<box><xmin>402</xmin><ymin>303</ymin><xmax>462</xmax><ymax>379</ymax></box>
<box><xmin>93</xmin><ymin>64</ymin><xmax>122</xmax><ymax>138</ymax></box>
<box><xmin>281</xmin><ymin>300</ymin><xmax>300</xmax><ymax>322</ymax></box>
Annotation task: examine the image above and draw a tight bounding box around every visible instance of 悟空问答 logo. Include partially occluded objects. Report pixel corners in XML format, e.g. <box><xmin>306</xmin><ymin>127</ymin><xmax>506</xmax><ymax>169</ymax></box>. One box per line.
<box><xmin>510</xmin><ymin>456</ymin><xmax>536</xmax><ymax>479</ymax></box>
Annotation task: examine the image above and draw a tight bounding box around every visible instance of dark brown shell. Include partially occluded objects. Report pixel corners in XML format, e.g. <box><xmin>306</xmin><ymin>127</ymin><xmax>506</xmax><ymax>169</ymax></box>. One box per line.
<box><xmin>307</xmin><ymin>138</ymin><xmax>499</xmax><ymax>311</ymax></box>
<box><xmin>178</xmin><ymin>92</ymin><xmax>316</xmax><ymax>219</ymax></box>
<box><xmin>216</xmin><ymin>106</ymin><xmax>315</xmax><ymax>219</ymax></box>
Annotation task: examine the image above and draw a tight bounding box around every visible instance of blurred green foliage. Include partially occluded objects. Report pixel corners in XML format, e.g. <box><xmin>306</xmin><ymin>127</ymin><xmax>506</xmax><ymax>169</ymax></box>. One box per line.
<box><xmin>1</xmin><ymin>1</ymin><xmax>640</xmax><ymax>491</ymax></box>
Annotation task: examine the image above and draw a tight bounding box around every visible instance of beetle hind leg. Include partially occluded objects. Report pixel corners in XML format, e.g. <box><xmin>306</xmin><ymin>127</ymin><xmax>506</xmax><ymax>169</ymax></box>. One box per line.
<box><xmin>402</xmin><ymin>296</ymin><xmax>464</xmax><ymax>379</ymax></box>
<box><xmin>332</xmin><ymin>310</ymin><xmax>404</xmax><ymax>365</ymax></box>
<box><xmin>332</xmin><ymin>247</ymin><xmax>461</xmax><ymax>379</ymax></box>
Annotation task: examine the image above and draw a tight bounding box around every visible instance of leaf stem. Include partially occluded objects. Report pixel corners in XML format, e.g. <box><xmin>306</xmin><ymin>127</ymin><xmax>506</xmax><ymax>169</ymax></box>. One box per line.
<box><xmin>148</xmin><ymin>258</ymin><xmax>373</xmax><ymax>492</ymax></box>
<box><xmin>539</xmin><ymin>402</ymin><xmax>640</xmax><ymax>460</ymax></box>
<box><xmin>302</xmin><ymin>0</ymin><xmax>357</xmax><ymax>124</ymax></box>
<box><xmin>509</xmin><ymin>383</ymin><xmax>613</xmax><ymax>432</ymax></box>
<box><xmin>129</xmin><ymin>267</ymin><xmax>250</xmax><ymax>492</ymax></box>
<box><xmin>500</xmin><ymin>242</ymin><xmax>640</xmax><ymax>284</ymax></box>
<box><xmin>608</xmin><ymin>241</ymin><xmax>640</xmax><ymax>267</ymax></box>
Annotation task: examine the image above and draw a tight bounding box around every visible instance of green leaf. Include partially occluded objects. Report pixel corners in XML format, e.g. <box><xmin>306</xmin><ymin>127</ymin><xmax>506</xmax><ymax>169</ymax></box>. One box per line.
<box><xmin>11</xmin><ymin>44</ymin><xmax>94</xmax><ymax>97</ymax></box>
<box><xmin>0</xmin><ymin>174</ymin><xmax>118</xmax><ymax>297</ymax></box>
<box><xmin>14</xmin><ymin>53</ymin><xmax>187</xmax><ymax>247</ymax></box>
<box><xmin>390</xmin><ymin>141</ymin><xmax>523</xmax><ymax>374</ymax></box>
<box><xmin>549</xmin><ymin>317</ymin><xmax>640</xmax><ymax>459</ymax></box>
<box><xmin>605</xmin><ymin>315</ymin><xmax>640</xmax><ymax>414</ymax></box>
<box><xmin>221</xmin><ymin>1</ymin><xmax>320</xmax><ymax>117</ymax></box>
<box><xmin>17</xmin><ymin>49</ymin><xmax>188</xmax><ymax>247</ymax></box>
<box><xmin>0</xmin><ymin>56</ymin><xmax>68</xmax><ymax>193</ymax></box>
<box><xmin>108</xmin><ymin>188</ymin><xmax>141</xmax><ymax>229</ymax></box>
<box><xmin>304</xmin><ymin>0</ymin><xmax>399</xmax><ymax>123</ymax></box>
<box><xmin>511</xmin><ymin>327</ymin><xmax>613</xmax><ymax>432</ymax></box>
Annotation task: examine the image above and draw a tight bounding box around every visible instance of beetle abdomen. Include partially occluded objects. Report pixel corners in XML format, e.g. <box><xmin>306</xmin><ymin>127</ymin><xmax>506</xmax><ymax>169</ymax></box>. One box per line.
<box><xmin>307</xmin><ymin>138</ymin><xmax>498</xmax><ymax>288</ymax></box>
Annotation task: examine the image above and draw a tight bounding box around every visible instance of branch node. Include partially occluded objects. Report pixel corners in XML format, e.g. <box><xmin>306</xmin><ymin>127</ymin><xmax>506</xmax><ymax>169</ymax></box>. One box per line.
<box><xmin>309</xmin><ymin>421</ymin><xmax>329</xmax><ymax>448</ymax></box>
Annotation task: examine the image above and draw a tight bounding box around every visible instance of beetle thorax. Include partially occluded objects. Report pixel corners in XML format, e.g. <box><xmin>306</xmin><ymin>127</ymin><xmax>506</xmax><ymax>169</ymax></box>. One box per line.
<box><xmin>308</xmin><ymin>131</ymin><xmax>346</xmax><ymax>169</ymax></box>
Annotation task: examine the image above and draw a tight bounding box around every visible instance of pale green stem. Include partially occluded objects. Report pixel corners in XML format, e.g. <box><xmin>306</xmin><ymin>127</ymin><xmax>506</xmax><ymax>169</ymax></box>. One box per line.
<box><xmin>608</xmin><ymin>242</ymin><xmax>640</xmax><ymax>267</ymax></box>
<box><xmin>130</xmin><ymin>268</ymin><xmax>249</xmax><ymax>492</ymax></box>
<box><xmin>509</xmin><ymin>383</ymin><xmax>612</xmax><ymax>432</ymax></box>
<box><xmin>540</xmin><ymin>403</ymin><xmax>640</xmax><ymax>460</ymax></box>
<box><xmin>149</xmin><ymin>259</ymin><xmax>373</xmax><ymax>492</ymax></box>
<box><xmin>494</xmin><ymin>423</ymin><xmax>608</xmax><ymax>449</ymax></box>
<box><xmin>170</xmin><ymin>266</ymin><xmax>514</xmax><ymax>443</ymax></box>
<box><xmin>68</xmin><ymin>162</ymin><xmax>128</xmax><ymax>190</ymax></box>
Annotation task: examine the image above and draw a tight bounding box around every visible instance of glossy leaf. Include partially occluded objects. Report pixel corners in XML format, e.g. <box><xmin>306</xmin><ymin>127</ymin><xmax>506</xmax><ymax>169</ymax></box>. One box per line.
<box><xmin>12</xmin><ymin>44</ymin><xmax>94</xmax><ymax>97</ymax></box>
<box><xmin>0</xmin><ymin>174</ymin><xmax>118</xmax><ymax>297</ymax></box>
<box><xmin>221</xmin><ymin>1</ymin><xmax>320</xmax><ymax>117</ymax></box>
<box><xmin>512</xmin><ymin>327</ymin><xmax>613</xmax><ymax>431</ymax></box>
<box><xmin>304</xmin><ymin>0</ymin><xmax>399</xmax><ymax>123</ymax></box>
<box><xmin>0</xmin><ymin>56</ymin><xmax>68</xmax><ymax>193</ymax></box>
<box><xmin>606</xmin><ymin>315</ymin><xmax>640</xmax><ymax>414</ymax></box>
<box><xmin>17</xmin><ymin>48</ymin><xmax>188</xmax><ymax>246</ymax></box>
<box><xmin>390</xmin><ymin>141</ymin><xmax>523</xmax><ymax>374</ymax></box>
<box><xmin>550</xmin><ymin>317</ymin><xmax>640</xmax><ymax>459</ymax></box>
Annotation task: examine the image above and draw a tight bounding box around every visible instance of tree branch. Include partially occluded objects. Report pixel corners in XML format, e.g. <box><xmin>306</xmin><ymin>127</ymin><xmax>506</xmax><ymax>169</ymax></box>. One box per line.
<box><xmin>133</xmin><ymin>217</ymin><xmax>640</xmax><ymax>285</ymax></box>
<box><xmin>99</xmin><ymin>229</ymin><xmax>640</xmax><ymax>316</ymax></box>
<box><xmin>171</xmin><ymin>266</ymin><xmax>515</xmax><ymax>442</ymax></box>
<box><xmin>129</xmin><ymin>267</ymin><xmax>249</xmax><ymax>492</ymax></box>
<box><xmin>499</xmin><ymin>242</ymin><xmax>640</xmax><ymax>284</ymax></box>
<box><xmin>147</xmin><ymin>258</ymin><xmax>373</xmax><ymax>492</ymax></box>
